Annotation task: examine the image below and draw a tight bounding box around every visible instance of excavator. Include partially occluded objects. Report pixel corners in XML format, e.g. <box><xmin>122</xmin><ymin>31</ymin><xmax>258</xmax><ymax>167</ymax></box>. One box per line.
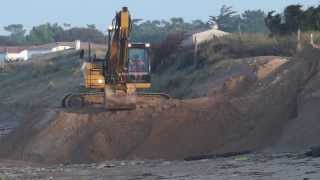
<box><xmin>62</xmin><ymin>7</ymin><xmax>169</xmax><ymax>110</ymax></box>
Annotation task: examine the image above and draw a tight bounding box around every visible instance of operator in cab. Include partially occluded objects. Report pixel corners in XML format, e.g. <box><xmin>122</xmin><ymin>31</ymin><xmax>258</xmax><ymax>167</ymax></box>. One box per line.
<box><xmin>129</xmin><ymin>54</ymin><xmax>146</xmax><ymax>73</ymax></box>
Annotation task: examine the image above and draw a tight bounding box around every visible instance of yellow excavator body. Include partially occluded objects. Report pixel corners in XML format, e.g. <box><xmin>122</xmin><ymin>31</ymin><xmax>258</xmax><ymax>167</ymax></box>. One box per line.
<box><xmin>83</xmin><ymin>61</ymin><xmax>152</xmax><ymax>90</ymax></box>
<box><xmin>83</xmin><ymin>62</ymin><xmax>105</xmax><ymax>89</ymax></box>
<box><xmin>62</xmin><ymin>7</ymin><xmax>169</xmax><ymax>110</ymax></box>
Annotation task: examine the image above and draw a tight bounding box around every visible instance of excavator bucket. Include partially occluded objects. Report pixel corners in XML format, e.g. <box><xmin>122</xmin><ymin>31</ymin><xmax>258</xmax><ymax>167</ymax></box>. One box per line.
<box><xmin>104</xmin><ymin>87</ymin><xmax>137</xmax><ymax>111</ymax></box>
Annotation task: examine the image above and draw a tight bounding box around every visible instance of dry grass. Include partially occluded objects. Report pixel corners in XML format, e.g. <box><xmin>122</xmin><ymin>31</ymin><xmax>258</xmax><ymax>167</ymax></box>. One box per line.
<box><xmin>152</xmin><ymin>32</ymin><xmax>320</xmax><ymax>98</ymax></box>
<box><xmin>199</xmin><ymin>33</ymin><xmax>289</xmax><ymax>64</ymax></box>
<box><xmin>153</xmin><ymin>32</ymin><xmax>319</xmax><ymax>72</ymax></box>
<box><xmin>0</xmin><ymin>50</ymin><xmax>82</xmax><ymax>107</ymax></box>
<box><xmin>198</xmin><ymin>32</ymin><xmax>320</xmax><ymax>65</ymax></box>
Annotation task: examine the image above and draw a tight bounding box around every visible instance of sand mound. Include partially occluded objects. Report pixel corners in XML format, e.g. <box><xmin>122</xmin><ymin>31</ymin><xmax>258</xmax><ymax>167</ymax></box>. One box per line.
<box><xmin>1</xmin><ymin>50</ymin><xmax>320</xmax><ymax>164</ymax></box>
<box><xmin>274</xmin><ymin>50</ymin><xmax>320</xmax><ymax>151</ymax></box>
<box><xmin>1</xmin><ymin>96</ymin><xmax>264</xmax><ymax>164</ymax></box>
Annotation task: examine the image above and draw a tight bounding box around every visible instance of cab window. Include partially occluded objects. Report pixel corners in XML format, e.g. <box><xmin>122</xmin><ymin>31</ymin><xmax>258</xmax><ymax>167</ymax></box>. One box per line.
<box><xmin>128</xmin><ymin>48</ymin><xmax>149</xmax><ymax>73</ymax></box>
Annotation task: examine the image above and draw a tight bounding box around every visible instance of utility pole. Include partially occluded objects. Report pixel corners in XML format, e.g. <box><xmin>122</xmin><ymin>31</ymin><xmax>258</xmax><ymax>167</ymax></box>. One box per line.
<box><xmin>310</xmin><ymin>33</ymin><xmax>320</xmax><ymax>49</ymax></box>
<box><xmin>310</xmin><ymin>33</ymin><xmax>314</xmax><ymax>46</ymax></box>
<box><xmin>193</xmin><ymin>36</ymin><xmax>198</xmax><ymax>66</ymax></box>
<box><xmin>0</xmin><ymin>61</ymin><xmax>3</xmax><ymax>71</ymax></box>
<box><xmin>238</xmin><ymin>23</ymin><xmax>243</xmax><ymax>38</ymax></box>
<box><xmin>297</xmin><ymin>29</ymin><xmax>302</xmax><ymax>52</ymax></box>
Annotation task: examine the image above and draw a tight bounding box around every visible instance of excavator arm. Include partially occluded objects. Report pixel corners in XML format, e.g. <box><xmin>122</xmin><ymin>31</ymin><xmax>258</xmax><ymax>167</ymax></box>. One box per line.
<box><xmin>104</xmin><ymin>7</ymin><xmax>135</xmax><ymax>109</ymax></box>
<box><xmin>107</xmin><ymin>7</ymin><xmax>131</xmax><ymax>85</ymax></box>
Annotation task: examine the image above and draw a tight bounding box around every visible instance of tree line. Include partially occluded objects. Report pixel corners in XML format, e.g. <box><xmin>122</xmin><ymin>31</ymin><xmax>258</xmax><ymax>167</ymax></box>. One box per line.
<box><xmin>265</xmin><ymin>4</ymin><xmax>320</xmax><ymax>35</ymax></box>
<box><xmin>209</xmin><ymin>5</ymin><xmax>268</xmax><ymax>33</ymax></box>
<box><xmin>0</xmin><ymin>5</ymin><xmax>269</xmax><ymax>46</ymax></box>
<box><xmin>0</xmin><ymin>20</ymin><xmax>211</xmax><ymax>46</ymax></box>
<box><xmin>0</xmin><ymin>24</ymin><xmax>106</xmax><ymax>46</ymax></box>
<box><xmin>1</xmin><ymin>3</ymin><xmax>320</xmax><ymax>46</ymax></box>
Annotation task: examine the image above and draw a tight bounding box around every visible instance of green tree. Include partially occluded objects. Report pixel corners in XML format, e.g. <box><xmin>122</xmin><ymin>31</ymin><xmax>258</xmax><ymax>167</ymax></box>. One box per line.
<box><xmin>284</xmin><ymin>5</ymin><xmax>304</xmax><ymax>33</ymax></box>
<box><xmin>170</xmin><ymin>17</ymin><xmax>184</xmax><ymax>28</ymax></box>
<box><xmin>87</xmin><ymin>24</ymin><xmax>96</xmax><ymax>29</ymax></box>
<box><xmin>265</xmin><ymin>11</ymin><xmax>286</xmax><ymax>35</ymax></box>
<box><xmin>131</xmin><ymin>18</ymin><xmax>209</xmax><ymax>43</ymax></box>
<box><xmin>265</xmin><ymin>4</ymin><xmax>320</xmax><ymax>35</ymax></box>
<box><xmin>192</xmin><ymin>20</ymin><xmax>206</xmax><ymax>27</ymax></box>
<box><xmin>63</xmin><ymin>23</ymin><xmax>71</xmax><ymax>29</ymax></box>
<box><xmin>0</xmin><ymin>36</ymin><xmax>17</xmax><ymax>46</ymax></box>
<box><xmin>209</xmin><ymin>5</ymin><xmax>241</xmax><ymax>32</ymax></box>
<box><xmin>301</xmin><ymin>6</ymin><xmax>320</xmax><ymax>31</ymax></box>
<box><xmin>54</xmin><ymin>27</ymin><xmax>105</xmax><ymax>43</ymax></box>
<box><xmin>241</xmin><ymin>10</ymin><xmax>269</xmax><ymax>33</ymax></box>
<box><xmin>27</xmin><ymin>23</ymin><xmax>64</xmax><ymax>44</ymax></box>
<box><xmin>4</xmin><ymin>24</ymin><xmax>26</xmax><ymax>44</ymax></box>
<box><xmin>131</xmin><ymin>20</ymin><xmax>168</xmax><ymax>43</ymax></box>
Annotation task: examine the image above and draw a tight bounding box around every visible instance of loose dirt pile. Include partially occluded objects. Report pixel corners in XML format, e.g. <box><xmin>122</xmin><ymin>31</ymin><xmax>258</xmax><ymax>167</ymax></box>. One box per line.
<box><xmin>1</xmin><ymin>49</ymin><xmax>320</xmax><ymax>164</ymax></box>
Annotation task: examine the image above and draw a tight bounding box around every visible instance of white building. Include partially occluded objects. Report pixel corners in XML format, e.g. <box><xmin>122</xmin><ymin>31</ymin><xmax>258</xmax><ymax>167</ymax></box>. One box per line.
<box><xmin>4</xmin><ymin>41</ymin><xmax>80</xmax><ymax>62</ymax></box>
<box><xmin>182</xmin><ymin>28</ymin><xmax>229</xmax><ymax>47</ymax></box>
<box><xmin>75</xmin><ymin>40</ymin><xmax>81</xmax><ymax>50</ymax></box>
<box><xmin>5</xmin><ymin>48</ymin><xmax>30</xmax><ymax>61</ymax></box>
<box><xmin>51</xmin><ymin>45</ymin><xmax>72</xmax><ymax>52</ymax></box>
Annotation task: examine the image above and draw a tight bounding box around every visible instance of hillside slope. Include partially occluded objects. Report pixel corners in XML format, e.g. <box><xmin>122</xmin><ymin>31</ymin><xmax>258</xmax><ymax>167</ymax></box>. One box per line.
<box><xmin>0</xmin><ymin>51</ymin><xmax>83</xmax><ymax>136</ymax></box>
<box><xmin>0</xmin><ymin>48</ymin><xmax>320</xmax><ymax>164</ymax></box>
<box><xmin>0</xmin><ymin>51</ymin><xmax>82</xmax><ymax>107</ymax></box>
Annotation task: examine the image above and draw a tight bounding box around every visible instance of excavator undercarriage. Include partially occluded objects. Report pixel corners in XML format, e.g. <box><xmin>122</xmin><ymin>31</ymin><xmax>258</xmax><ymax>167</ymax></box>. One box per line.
<box><xmin>62</xmin><ymin>92</ymin><xmax>170</xmax><ymax>111</ymax></box>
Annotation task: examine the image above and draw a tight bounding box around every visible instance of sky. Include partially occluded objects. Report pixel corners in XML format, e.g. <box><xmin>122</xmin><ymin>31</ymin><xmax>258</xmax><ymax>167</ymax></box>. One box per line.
<box><xmin>0</xmin><ymin>0</ymin><xmax>319</xmax><ymax>35</ymax></box>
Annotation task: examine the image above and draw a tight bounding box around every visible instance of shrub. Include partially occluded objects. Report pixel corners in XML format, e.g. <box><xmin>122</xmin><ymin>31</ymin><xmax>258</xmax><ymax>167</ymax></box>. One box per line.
<box><xmin>151</xmin><ymin>31</ymin><xmax>186</xmax><ymax>71</ymax></box>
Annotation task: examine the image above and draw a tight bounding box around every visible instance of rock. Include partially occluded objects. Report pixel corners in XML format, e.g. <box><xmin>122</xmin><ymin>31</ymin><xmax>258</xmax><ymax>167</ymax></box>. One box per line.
<box><xmin>161</xmin><ymin>161</ymin><xmax>171</xmax><ymax>166</ymax></box>
<box><xmin>97</xmin><ymin>163</ymin><xmax>115</xmax><ymax>169</ymax></box>
<box><xmin>305</xmin><ymin>146</ymin><xmax>320</xmax><ymax>157</ymax></box>
<box><xmin>235</xmin><ymin>156</ymin><xmax>249</xmax><ymax>161</ymax></box>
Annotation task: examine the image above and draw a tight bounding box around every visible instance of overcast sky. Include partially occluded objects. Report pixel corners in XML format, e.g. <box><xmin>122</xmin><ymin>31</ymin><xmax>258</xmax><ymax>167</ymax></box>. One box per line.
<box><xmin>0</xmin><ymin>0</ymin><xmax>319</xmax><ymax>35</ymax></box>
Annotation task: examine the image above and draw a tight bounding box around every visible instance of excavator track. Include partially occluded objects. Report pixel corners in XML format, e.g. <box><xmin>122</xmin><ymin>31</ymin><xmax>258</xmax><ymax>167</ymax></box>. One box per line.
<box><xmin>62</xmin><ymin>92</ymin><xmax>171</xmax><ymax>111</ymax></box>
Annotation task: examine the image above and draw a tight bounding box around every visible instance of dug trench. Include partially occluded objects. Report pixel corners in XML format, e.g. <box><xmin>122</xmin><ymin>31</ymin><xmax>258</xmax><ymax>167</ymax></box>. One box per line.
<box><xmin>0</xmin><ymin>49</ymin><xmax>320</xmax><ymax>164</ymax></box>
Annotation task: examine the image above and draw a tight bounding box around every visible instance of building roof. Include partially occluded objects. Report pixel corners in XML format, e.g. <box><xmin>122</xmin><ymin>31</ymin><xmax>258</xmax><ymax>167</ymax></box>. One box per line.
<box><xmin>181</xmin><ymin>28</ymin><xmax>229</xmax><ymax>47</ymax></box>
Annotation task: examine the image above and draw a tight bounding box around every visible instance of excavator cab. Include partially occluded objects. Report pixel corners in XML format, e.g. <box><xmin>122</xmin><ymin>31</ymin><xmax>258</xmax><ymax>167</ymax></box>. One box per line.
<box><xmin>127</xmin><ymin>43</ymin><xmax>151</xmax><ymax>89</ymax></box>
<box><xmin>128</xmin><ymin>44</ymin><xmax>150</xmax><ymax>74</ymax></box>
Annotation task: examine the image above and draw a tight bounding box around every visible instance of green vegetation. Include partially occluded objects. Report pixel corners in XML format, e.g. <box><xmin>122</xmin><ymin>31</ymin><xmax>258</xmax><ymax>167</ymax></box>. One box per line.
<box><xmin>152</xmin><ymin>32</ymin><xmax>306</xmax><ymax>72</ymax></box>
<box><xmin>0</xmin><ymin>51</ymin><xmax>82</xmax><ymax>107</ymax></box>
<box><xmin>0</xmin><ymin>5</ymin><xmax>269</xmax><ymax>46</ymax></box>
<box><xmin>209</xmin><ymin>6</ymin><xmax>269</xmax><ymax>33</ymax></box>
<box><xmin>3</xmin><ymin>24</ymin><xmax>26</xmax><ymax>44</ymax></box>
<box><xmin>0</xmin><ymin>19</ymin><xmax>209</xmax><ymax>46</ymax></box>
<box><xmin>131</xmin><ymin>18</ymin><xmax>209</xmax><ymax>43</ymax></box>
<box><xmin>1</xmin><ymin>4</ymin><xmax>320</xmax><ymax>46</ymax></box>
<box><xmin>27</xmin><ymin>23</ymin><xmax>63</xmax><ymax>44</ymax></box>
<box><xmin>150</xmin><ymin>29</ymin><xmax>320</xmax><ymax>97</ymax></box>
<box><xmin>54</xmin><ymin>27</ymin><xmax>105</xmax><ymax>44</ymax></box>
<box><xmin>266</xmin><ymin>4</ymin><xmax>320</xmax><ymax>35</ymax></box>
<box><xmin>0</xmin><ymin>176</ymin><xmax>8</xmax><ymax>180</ymax></box>
<box><xmin>241</xmin><ymin>10</ymin><xmax>269</xmax><ymax>33</ymax></box>
<box><xmin>25</xmin><ymin>23</ymin><xmax>106</xmax><ymax>45</ymax></box>
<box><xmin>198</xmin><ymin>34</ymin><xmax>295</xmax><ymax>64</ymax></box>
